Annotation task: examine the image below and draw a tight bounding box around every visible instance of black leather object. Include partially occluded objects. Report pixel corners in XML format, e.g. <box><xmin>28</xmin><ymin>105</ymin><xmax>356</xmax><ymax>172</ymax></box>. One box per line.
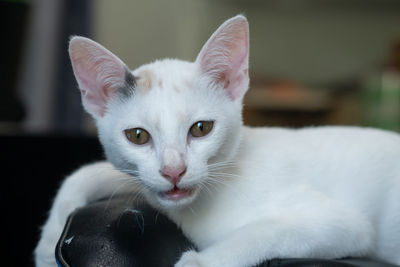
<box><xmin>56</xmin><ymin>198</ymin><xmax>399</xmax><ymax>267</ymax></box>
<box><xmin>56</xmin><ymin>198</ymin><xmax>193</xmax><ymax>267</ymax></box>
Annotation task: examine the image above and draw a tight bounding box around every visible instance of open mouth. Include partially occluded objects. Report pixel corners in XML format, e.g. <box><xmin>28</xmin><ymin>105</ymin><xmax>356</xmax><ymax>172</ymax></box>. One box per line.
<box><xmin>159</xmin><ymin>186</ymin><xmax>194</xmax><ymax>201</ymax></box>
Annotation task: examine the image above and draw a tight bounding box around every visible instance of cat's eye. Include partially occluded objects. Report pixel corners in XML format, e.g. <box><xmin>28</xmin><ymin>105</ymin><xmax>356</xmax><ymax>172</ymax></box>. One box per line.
<box><xmin>125</xmin><ymin>128</ymin><xmax>150</xmax><ymax>145</ymax></box>
<box><xmin>189</xmin><ymin>121</ymin><xmax>214</xmax><ymax>137</ymax></box>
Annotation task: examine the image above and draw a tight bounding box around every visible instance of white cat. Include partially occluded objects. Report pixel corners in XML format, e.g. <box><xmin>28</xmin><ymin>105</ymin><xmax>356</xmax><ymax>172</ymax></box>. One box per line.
<box><xmin>35</xmin><ymin>15</ymin><xmax>400</xmax><ymax>267</ymax></box>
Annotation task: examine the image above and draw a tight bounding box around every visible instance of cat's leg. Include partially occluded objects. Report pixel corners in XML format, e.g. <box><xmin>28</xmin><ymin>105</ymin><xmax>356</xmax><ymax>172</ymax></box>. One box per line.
<box><xmin>175</xmin><ymin>192</ymin><xmax>374</xmax><ymax>267</ymax></box>
<box><xmin>34</xmin><ymin>161</ymin><xmax>132</xmax><ymax>267</ymax></box>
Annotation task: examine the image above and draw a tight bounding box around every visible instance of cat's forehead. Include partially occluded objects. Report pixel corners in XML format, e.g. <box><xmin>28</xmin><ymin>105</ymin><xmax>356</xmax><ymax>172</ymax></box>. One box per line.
<box><xmin>115</xmin><ymin>58</ymin><xmax>216</xmax><ymax>131</ymax></box>
<box><xmin>131</xmin><ymin>59</ymin><xmax>196</xmax><ymax>95</ymax></box>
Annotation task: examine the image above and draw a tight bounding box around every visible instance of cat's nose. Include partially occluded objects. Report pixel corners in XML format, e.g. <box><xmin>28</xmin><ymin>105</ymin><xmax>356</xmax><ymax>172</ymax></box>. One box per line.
<box><xmin>160</xmin><ymin>165</ymin><xmax>187</xmax><ymax>185</ymax></box>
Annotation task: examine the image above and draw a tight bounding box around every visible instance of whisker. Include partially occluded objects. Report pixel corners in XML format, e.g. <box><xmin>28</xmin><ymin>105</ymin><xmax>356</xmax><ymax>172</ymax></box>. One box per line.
<box><xmin>207</xmin><ymin>159</ymin><xmax>252</xmax><ymax>168</ymax></box>
<box><xmin>125</xmin><ymin>186</ymin><xmax>145</xmax><ymax>207</ymax></box>
<box><xmin>208</xmin><ymin>172</ymin><xmax>242</xmax><ymax>178</ymax></box>
<box><xmin>104</xmin><ymin>180</ymin><xmax>134</xmax><ymax>211</ymax></box>
<box><xmin>199</xmin><ymin>181</ymin><xmax>213</xmax><ymax>196</ymax></box>
<box><xmin>204</xmin><ymin>175</ymin><xmax>251</xmax><ymax>202</ymax></box>
<box><xmin>188</xmin><ymin>205</ymin><xmax>197</xmax><ymax>216</ymax></box>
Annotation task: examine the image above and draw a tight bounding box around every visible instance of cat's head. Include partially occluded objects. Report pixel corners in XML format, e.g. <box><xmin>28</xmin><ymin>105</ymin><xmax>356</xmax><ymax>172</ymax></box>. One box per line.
<box><xmin>69</xmin><ymin>15</ymin><xmax>249</xmax><ymax>209</ymax></box>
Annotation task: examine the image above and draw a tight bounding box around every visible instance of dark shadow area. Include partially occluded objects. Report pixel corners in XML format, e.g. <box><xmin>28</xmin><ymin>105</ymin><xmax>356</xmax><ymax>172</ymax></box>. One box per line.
<box><xmin>1</xmin><ymin>134</ymin><xmax>104</xmax><ymax>266</ymax></box>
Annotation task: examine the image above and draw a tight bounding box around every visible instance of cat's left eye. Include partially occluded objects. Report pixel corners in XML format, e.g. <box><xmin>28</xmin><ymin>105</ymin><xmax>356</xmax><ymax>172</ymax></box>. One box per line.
<box><xmin>190</xmin><ymin>121</ymin><xmax>214</xmax><ymax>137</ymax></box>
<box><xmin>125</xmin><ymin>128</ymin><xmax>150</xmax><ymax>145</ymax></box>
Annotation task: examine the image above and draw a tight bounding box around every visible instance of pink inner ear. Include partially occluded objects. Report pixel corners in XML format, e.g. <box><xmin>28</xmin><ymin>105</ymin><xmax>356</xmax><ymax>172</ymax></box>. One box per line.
<box><xmin>197</xmin><ymin>16</ymin><xmax>249</xmax><ymax>101</ymax></box>
<box><xmin>69</xmin><ymin>37</ymin><xmax>127</xmax><ymax>117</ymax></box>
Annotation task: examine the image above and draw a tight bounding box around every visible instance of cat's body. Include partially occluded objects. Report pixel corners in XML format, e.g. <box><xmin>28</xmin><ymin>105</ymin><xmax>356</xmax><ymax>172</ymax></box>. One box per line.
<box><xmin>35</xmin><ymin>16</ymin><xmax>400</xmax><ymax>267</ymax></box>
<box><xmin>169</xmin><ymin>126</ymin><xmax>400</xmax><ymax>264</ymax></box>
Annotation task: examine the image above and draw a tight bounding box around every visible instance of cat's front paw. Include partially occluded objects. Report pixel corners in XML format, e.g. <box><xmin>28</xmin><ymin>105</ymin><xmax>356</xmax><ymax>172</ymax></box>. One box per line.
<box><xmin>175</xmin><ymin>251</ymin><xmax>208</xmax><ymax>267</ymax></box>
<box><xmin>35</xmin><ymin>224</ymin><xmax>62</xmax><ymax>267</ymax></box>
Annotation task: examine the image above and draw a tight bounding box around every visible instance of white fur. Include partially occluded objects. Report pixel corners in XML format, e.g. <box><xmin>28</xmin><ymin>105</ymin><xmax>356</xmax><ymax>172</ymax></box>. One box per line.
<box><xmin>35</xmin><ymin>15</ymin><xmax>400</xmax><ymax>267</ymax></box>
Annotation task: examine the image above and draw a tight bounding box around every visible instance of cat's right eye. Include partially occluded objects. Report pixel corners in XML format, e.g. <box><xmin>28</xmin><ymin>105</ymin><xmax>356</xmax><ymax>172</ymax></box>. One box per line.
<box><xmin>125</xmin><ymin>128</ymin><xmax>150</xmax><ymax>145</ymax></box>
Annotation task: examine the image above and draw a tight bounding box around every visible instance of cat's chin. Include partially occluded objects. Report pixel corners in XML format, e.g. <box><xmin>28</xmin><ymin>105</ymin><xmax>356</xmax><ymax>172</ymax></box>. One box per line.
<box><xmin>153</xmin><ymin>186</ymin><xmax>199</xmax><ymax>208</ymax></box>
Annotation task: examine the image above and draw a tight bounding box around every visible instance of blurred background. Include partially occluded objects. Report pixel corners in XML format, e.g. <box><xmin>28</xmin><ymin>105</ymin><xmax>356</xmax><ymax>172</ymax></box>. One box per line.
<box><xmin>1</xmin><ymin>0</ymin><xmax>400</xmax><ymax>266</ymax></box>
<box><xmin>2</xmin><ymin>0</ymin><xmax>400</xmax><ymax>134</ymax></box>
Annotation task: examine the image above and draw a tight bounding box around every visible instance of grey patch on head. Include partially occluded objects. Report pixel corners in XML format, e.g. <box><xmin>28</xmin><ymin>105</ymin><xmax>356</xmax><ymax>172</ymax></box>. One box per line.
<box><xmin>117</xmin><ymin>68</ymin><xmax>137</xmax><ymax>98</ymax></box>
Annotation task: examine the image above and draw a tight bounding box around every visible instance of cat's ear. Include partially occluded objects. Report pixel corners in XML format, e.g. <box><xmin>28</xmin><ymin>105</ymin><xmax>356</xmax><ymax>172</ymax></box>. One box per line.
<box><xmin>196</xmin><ymin>15</ymin><xmax>249</xmax><ymax>101</ymax></box>
<box><xmin>69</xmin><ymin>36</ymin><xmax>131</xmax><ymax>118</ymax></box>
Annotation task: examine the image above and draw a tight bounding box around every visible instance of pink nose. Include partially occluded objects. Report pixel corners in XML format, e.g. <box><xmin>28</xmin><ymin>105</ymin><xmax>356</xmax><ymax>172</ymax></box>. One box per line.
<box><xmin>160</xmin><ymin>165</ymin><xmax>187</xmax><ymax>185</ymax></box>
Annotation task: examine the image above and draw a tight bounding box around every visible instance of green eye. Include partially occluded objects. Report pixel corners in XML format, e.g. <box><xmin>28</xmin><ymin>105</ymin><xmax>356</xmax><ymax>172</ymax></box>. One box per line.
<box><xmin>190</xmin><ymin>121</ymin><xmax>214</xmax><ymax>137</ymax></box>
<box><xmin>125</xmin><ymin>128</ymin><xmax>150</xmax><ymax>145</ymax></box>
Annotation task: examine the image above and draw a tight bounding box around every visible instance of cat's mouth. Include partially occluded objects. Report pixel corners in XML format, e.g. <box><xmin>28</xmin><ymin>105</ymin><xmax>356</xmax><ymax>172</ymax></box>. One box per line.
<box><xmin>158</xmin><ymin>186</ymin><xmax>194</xmax><ymax>201</ymax></box>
